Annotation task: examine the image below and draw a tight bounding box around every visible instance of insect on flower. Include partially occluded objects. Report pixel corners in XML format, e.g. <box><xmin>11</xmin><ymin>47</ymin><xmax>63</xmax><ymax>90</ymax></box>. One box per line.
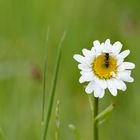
<box><xmin>104</xmin><ymin>53</ymin><xmax>109</xmax><ymax>68</ymax></box>
<box><xmin>73</xmin><ymin>39</ymin><xmax>135</xmax><ymax>98</ymax></box>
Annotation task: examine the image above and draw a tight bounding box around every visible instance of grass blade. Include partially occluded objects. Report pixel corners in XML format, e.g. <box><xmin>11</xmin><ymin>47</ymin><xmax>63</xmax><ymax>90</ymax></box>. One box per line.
<box><xmin>42</xmin><ymin>31</ymin><xmax>66</xmax><ymax>140</ymax></box>
<box><xmin>42</xmin><ymin>26</ymin><xmax>50</xmax><ymax>126</ymax></box>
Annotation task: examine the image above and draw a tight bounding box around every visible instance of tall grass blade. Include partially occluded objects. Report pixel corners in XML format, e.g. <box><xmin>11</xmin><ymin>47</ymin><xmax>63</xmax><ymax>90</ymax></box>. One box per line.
<box><xmin>42</xmin><ymin>31</ymin><xmax>66</xmax><ymax>140</ymax></box>
<box><xmin>41</xmin><ymin>27</ymin><xmax>50</xmax><ymax>140</ymax></box>
<box><xmin>42</xmin><ymin>27</ymin><xmax>50</xmax><ymax>126</ymax></box>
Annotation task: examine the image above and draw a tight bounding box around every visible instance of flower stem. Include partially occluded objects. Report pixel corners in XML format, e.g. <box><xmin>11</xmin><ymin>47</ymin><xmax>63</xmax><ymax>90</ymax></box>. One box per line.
<box><xmin>93</xmin><ymin>97</ymin><xmax>99</xmax><ymax>140</ymax></box>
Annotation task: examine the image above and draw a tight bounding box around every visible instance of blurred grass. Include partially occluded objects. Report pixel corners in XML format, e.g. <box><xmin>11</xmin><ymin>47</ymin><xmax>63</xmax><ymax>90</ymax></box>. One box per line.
<box><xmin>0</xmin><ymin>0</ymin><xmax>140</xmax><ymax>140</ymax></box>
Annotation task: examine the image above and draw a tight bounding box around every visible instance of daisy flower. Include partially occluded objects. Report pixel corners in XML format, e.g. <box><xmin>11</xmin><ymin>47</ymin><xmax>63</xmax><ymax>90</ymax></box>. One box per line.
<box><xmin>73</xmin><ymin>39</ymin><xmax>135</xmax><ymax>98</ymax></box>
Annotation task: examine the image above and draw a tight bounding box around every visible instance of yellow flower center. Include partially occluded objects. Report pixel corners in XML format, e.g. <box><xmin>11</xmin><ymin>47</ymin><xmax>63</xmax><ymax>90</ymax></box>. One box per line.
<box><xmin>93</xmin><ymin>54</ymin><xmax>117</xmax><ymax>79</ymax></box>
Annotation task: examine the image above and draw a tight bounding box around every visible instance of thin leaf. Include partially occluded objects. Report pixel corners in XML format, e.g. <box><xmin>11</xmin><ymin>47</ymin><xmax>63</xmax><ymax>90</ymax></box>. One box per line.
<box><xmin>95</xmin><ymin>103</ymin><xmax>115</xmax><ymax>121</ymax></box>
<box><xmin>42</xmin><ymin>31</ymin><xmax>66</xmax><ymax>140</ymax></box>
<box><xmin>42</xmin><ymin>26</ymin><xmax>50</xmax><ymax>126</ymax></box>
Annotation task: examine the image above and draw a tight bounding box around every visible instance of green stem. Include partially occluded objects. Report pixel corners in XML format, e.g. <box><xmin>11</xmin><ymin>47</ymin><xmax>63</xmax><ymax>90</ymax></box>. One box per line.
<box><xmin>93</xmin><ymin>97</ymin><xmax>99</xmax><ymax>140</ymax></box>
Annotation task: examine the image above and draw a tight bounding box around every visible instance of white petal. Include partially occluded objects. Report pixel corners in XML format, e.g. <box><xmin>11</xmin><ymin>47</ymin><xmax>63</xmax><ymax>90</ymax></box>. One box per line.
<box><xmin>96</xmin><ymin>79</ymin><xmax>107</xmax><ymax>89</ymax></box>
<box><xmin>112</xmin><ymin>78</ymin><xmax>127</xmax><ymax>91</ymax></box>
<box><xmin>118</xmin><ymin>70</ymin><xmax>131</xmax><ymax>76</ymax></box>
<box><xmin>78</xmin><ymin>64</ymin><xmax>91</xmax><ymax>71</ymax></box>
<box><xmin>118</xmin><ymin>50</ymin><xmax>130</xmax><ymax>59</ymax></box>
<box><xmin>82</xmin><ymin>49</ymin><xmax>91</xmax><ymax>56</ymax></box>
<box><xmin>79</xmin><ymin>76</ymin><xmax>85</xmax><ymax>83</ymax></box>
<box><xmin>105</xmin><ymin>39</ymin><xmax>111</xmax><ymax>45</ymax></box>
<box><xmin>79</xmin><ymin>71</ymin><xmax>95</xmax><ymax>83</ymax></box>
<box><xmin>94</xmin><ymin>92</ymin><xmax>99</xmax><ymax>98</ymax></box>
<box><xmin>93</xmin><ymin>40</ymin><xmax>100</xmax><ymax>47</ymax></box>
<box><xmin>80</xmin><ymin>70</ymin><xmax>92</xmax><ymax>75</ymax></box>
<box><xmin>96</xmin><ymin>43</ymin><xmax>105</xmax><ymax>54</ymax></box>
<box><xmin>112</xmin><ymin>41</ymin><xmax>122</xmax><ymax>55</ymax></box>
<box><xmin>126</xmin><ymin>77</ymin><xmax>134</xmax><ymax>82</ymax></box>
<box><xmin>85</xmin><ymin>81</ymin><xmax>95</xmax><ymax>94</ymax></box>
<box><xmin>116</xmin><ymin>50</ymin><xmax>130</xmax><ymax>66</ymax></box>
<box><xmin>107</xmin><ymin>79</ymin><xmax>118</xmax><ymax>96</ymax></box>
<box><xmin>98</xmin><ymin>89</ymin><xmax>105</xmax><ymax>98</ymax></box>
<box><xmin>93</xmin><ymin>83</ymin><xmax>104</xmax><ymax>98</ymax></box>
<box><xmin>117</xmin><ymin>71</ymin><xmax>134</xmax><ymax>82</ymax></box>
<box><xmin>118</xmin><ymin>80</ymin><xmax>127</xmax><ymax>91</ymax></box>
<box><xmin>80</xmin><ymin>70</ymin><xmax>90</xmax><ymax>75</ymax></box>
<box><xmin>91</xmin><ymin>47</ymin><xmax>96</xmax><ymax>54</ymax></box>
<box><xmin>103</xmin><ymin>39</ymin><xmax>112</xmax><ymax>53</ymax></box>
<box><xmin>85</xmin><ymin>55</ymin><xmax>95</xmax><ymax>65</ymax></box>
<box><xmin>117</xmin><ymin>57</ymin><xmax>124</xmax><ymax>66</ymax></box>
<box><xmin>93</xmin><ymin>40</ymin><xmax>103</xmax><ymax>54</ymax></box>
<box><xmin>118</xmin><ymin>62</ymin><xmax>135</xmax><ymax>71</ymax></box>
<box><xmin>73</xmin><ymin>54</ymin><xmax>85</xmax><ymax>63</ymax></box>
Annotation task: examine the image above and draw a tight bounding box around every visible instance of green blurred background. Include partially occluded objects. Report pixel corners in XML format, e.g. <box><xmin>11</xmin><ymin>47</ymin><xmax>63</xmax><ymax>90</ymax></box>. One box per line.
<box><xmin>0</xmin><ymin>0</ymin><xmax>139</xmax><ymax>139</ymax></box>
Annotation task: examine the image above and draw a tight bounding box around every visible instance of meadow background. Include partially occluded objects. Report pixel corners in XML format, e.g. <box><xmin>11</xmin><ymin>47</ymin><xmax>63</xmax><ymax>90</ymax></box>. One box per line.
<box><xmin>0</xmin><ymin>0</ymin><xmax>139</xmax><ymax>140</ymax></box>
